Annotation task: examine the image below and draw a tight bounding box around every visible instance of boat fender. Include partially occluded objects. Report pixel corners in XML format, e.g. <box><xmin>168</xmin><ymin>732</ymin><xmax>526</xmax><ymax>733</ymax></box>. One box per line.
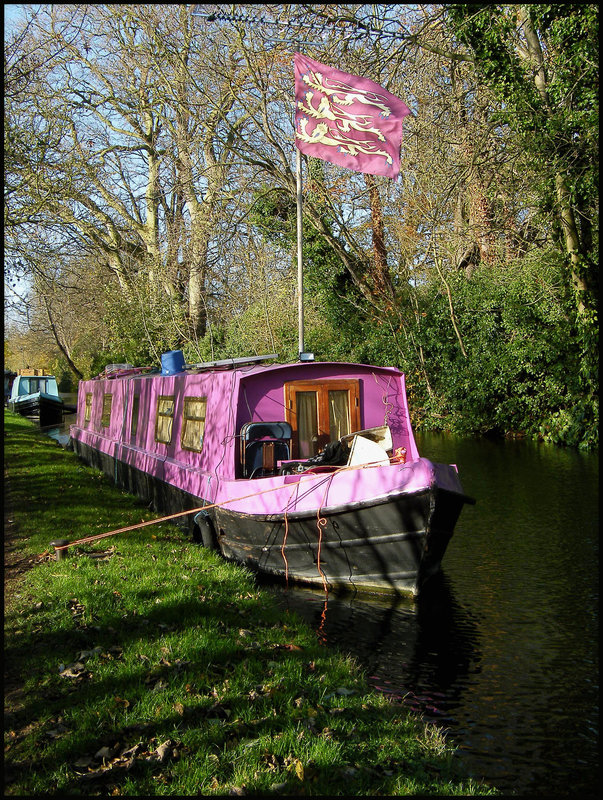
<box><xmin>192</xmin><ymin>509</ymin><xmax>218</xmax><ymax>550</ymax></box>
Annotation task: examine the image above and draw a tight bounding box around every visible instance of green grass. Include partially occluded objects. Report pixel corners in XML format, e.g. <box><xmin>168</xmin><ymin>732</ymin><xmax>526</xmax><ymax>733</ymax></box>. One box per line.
<box><xmin>4</xmin><ymin>410</ymin><xmax>496</xmax><ymax>796</ymax></box>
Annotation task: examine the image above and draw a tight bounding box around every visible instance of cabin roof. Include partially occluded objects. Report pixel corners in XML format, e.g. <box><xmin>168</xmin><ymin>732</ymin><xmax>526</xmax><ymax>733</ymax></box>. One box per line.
<box><xmin>206</xmin><ymin>360</ymin><xmax>403</xmax><ymax>378</ymax></box>
<box><xmin>88</xmin><ymin>360</ymin><xmax>404</xmax><ymax>383</ymax></box>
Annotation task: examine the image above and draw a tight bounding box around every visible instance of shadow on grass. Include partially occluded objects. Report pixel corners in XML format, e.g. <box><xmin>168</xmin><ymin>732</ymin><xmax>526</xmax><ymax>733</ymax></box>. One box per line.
<box><xmin>6</xmin><ymin>598</ymin><xmax>460</xmax><ymax>796</ymax></box>
<box><xmin>4</xmin><ymin>412</ymin><xmax>487</xmax><ymax>796</ymax></box>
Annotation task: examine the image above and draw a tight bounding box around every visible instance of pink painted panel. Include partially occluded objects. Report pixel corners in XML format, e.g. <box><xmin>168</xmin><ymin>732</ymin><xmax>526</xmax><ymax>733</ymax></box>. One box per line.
<box><xmin>71</xmin><ymin>361</ymin><xmax>421</xmax><ymax>503</ymax></box>
<box><xmin>236</xmin><ymin>362</ymin><xmax>418</xmax><ymax>458</ymax></box>
<box><xmin>210</xmin><ymin>457</ymin><xmax>447</xmax><ymax>516</ymax></box>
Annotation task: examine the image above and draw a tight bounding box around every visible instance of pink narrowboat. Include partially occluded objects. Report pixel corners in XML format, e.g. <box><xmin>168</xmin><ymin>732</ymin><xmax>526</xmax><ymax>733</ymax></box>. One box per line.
<box><xmin>69</xmin><ymin>352</ymin><xmax>474</xmax><ymax>595</ymax></box>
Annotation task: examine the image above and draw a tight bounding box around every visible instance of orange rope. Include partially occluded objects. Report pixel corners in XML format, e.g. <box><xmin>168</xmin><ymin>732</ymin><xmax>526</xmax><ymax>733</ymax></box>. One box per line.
<box><xmin>53</xmin><ymin>454</ymin><xmax>406</xmax><ymax>553</ymax></box>
<box><xmin>53</xmin><ymin>479</ymin><xmax>310</xmax><ymax>552</ymax></box>
<box><xmin>280</xmin><ymin>482</ymin><xmax>301</xmax><ymax>585</ymax></box>
<box><xmin>314</xmin><ymin>473</ymin><xmax>335</xmax><ymax>592</ymax></box>
<box><xmin>317</xmin><ymin>597</ymin><xmax>329</xmax><ymax>644</ymax></box>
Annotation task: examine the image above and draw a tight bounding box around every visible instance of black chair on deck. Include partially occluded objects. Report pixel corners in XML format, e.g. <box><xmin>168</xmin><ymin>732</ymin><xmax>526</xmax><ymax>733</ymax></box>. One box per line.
<box><xmin>240</xmin><ymin>421</ymin><xmax>293</xmax><ymax>478</ymax></box>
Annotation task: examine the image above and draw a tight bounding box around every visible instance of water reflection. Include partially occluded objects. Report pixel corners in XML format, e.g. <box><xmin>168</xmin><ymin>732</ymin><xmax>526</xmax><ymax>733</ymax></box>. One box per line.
<box><xmin>42</xmin><ymin>417</ymin><xmax>598</xmax><ymax>795</ymax></box>
<box><xmin>272</xmin><ymin>581</ymin><xmax>494</xmax><ymax>781</ymax></box>
<box><xmin>272</xmin><ymin>573</ymin><xmax>481</xmax><ymax>724</ymax></box>
<box><xmin>269</xmin><ymin>432</ymin><xmax>599</xmax><ymax>796</ymax></box>
<box><xmin>44</xmin><ymin>400</ymin><xmax>77</xmax><ymax>446</ymax></box>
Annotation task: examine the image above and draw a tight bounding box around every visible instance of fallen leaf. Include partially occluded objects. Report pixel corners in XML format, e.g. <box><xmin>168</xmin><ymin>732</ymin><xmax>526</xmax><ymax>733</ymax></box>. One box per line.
<box><xmin>146</xmin><ymin>739</ymin><xmax>172</xmax><ymax>763</ymax></box>
<box><xmin>59</xmin><ymin>662</ymin><xmax>87</xmax><ymax>679</ymax></box>
<box><xmin>46</xmin><ymin>723</ymin><xmax>70</xmax><ymax>739</ymax></box>
<box><xmin>114</xmin><ymin>696</ymin><xmax>130</xmax><ymax>708</ymax></box>
<box><xmin>120</xmin><ymin>743</ymin><xmax>142</xmax><ymax>759</ymax></box>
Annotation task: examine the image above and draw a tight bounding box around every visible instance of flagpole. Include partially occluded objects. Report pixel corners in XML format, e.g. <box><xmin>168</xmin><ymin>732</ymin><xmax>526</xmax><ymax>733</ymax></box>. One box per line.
<box><xmin>296</xmin><ymin>145</ymin><xmax>304</xmax><ymax>358</ymax></box>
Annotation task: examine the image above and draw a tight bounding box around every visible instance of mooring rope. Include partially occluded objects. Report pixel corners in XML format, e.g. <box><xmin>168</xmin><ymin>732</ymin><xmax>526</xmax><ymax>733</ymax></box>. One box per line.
<box><xmin>315</xmin><ymin>473</ymin><xmax>335</xmax><ymax>591</ymax></box>
<box><xmin>53</xmin><ymin>452</ymin><xmax>407</xmax><ymax>554</ymax></box>
<box><xmin>280</xmin><ymin>481</ymin><xmax>302</xmax><ymax>586</ymax></box>
<box><xmin>52</xmin><ymin>478</ymin><xmax>311</xmax><ymax>553</ymax></box>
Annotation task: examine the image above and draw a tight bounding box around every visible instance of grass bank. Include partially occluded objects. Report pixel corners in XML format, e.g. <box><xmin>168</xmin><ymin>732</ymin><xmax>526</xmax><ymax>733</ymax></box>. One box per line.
<box><xmin>4</xmin><ymin>410</ymin><xmax>494</xmax><ymax>796</ymax></box>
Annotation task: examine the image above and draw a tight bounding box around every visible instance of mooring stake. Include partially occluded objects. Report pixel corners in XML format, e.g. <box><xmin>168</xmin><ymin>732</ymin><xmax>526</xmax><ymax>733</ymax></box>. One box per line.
<box><xmin>50</xmin><ymin>539</ymin><xmax>70</xmax><ymax>561</ymax></box>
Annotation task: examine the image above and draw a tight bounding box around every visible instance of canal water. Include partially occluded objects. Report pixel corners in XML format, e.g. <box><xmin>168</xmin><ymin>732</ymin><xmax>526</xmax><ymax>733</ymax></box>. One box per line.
<box><xmin>269</xmin><ymin>432</ymin><xmax>599</xmax><ymax>796</ymax></box>
<box><xmin>47</xmin><ymin>414</ymin><xmax>598</xmax><ymax>795</ymax></box>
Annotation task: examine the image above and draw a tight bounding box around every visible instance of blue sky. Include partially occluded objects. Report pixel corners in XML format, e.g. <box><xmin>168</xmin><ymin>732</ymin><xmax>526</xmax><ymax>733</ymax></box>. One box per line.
<box><xmin>4</xmin><ymin>4</ymin><xmax>25</xmax><ymax>33</ymax></box>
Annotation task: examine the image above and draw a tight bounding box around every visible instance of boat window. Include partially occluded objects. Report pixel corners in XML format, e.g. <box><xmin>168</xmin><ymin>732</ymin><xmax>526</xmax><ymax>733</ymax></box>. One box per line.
<box><xmin>130</xmin><ymin>394</ymin><xmax>140</xmax><ymax>439</ymax></box>
<box><xmin>155</xmin><ymin>395</ymin><xmax>175</xmax><ymax>444</ymax></box>
<box><xmin>181</xmin><ymin>396</ymin><xmax>207</xmax><ymax>452</ymax></box>
<box><xmin>19</xmin><ymin>377</ymin><xmax>41</xmax><ymax>394</ymax></box>
<box><xmin>101</xmin><ymin>393</ymin><xmax>113</xmax><ymax>427</ymax></box>
<box><xmin>285</xmin><ymin>380</ymin><xmax>360</xmax><ymax>458</ymax></box>
<box><xmin>84</xmin><ymin>393</ymin><xmax>93</xmax><ymax>426</ymax></box>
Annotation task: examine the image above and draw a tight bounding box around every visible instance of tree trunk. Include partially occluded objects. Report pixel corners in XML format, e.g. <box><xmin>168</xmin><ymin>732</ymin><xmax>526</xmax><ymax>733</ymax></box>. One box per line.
<box><xmin>364</xmin><ymin>174</ymin><xmax>394</xmax><ymax>301</ymax></box>
<box><xmin>556</xmin><ymin>173</ymin><xmax>588</xmax><ymax>315</ymax></box>
<box><xmin>41</xmin><ymin>295</ymin><xmax>84</xmax><ymax>379</ymax></box>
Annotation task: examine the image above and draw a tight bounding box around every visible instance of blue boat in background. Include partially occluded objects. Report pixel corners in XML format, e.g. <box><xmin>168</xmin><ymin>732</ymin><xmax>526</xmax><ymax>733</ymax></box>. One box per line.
<box><xmin>8</xmin><ymin>370</ymin><xmax>64</xmax><ymax>427</ymax></box>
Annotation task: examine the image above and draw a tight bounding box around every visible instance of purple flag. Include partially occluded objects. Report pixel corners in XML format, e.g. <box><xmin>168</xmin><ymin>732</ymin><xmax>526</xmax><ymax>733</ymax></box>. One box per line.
<box><xmin>294</xmin><ymin>52</ymin><xmax>411</xmax><ymax>180</ymax></box>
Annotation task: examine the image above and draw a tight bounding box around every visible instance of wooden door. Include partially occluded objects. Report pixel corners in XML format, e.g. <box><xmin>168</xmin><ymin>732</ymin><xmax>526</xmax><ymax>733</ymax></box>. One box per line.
<box><xmin>284</xmin><ymin>380</ymin><xmax>360</xmax><ymax>458</ymax></box>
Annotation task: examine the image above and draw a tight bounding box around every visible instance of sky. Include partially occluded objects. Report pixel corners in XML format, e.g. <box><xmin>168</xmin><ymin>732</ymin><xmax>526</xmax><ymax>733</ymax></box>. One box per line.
<box><xmin>4</xmin><ymin>5</ymin><xmax>34</xmax><ymax>330</ymax></box>
<box><xmin>4</xmin><ymin>4</ymin><xmax>26</xmax><ymax>34</ymax></box>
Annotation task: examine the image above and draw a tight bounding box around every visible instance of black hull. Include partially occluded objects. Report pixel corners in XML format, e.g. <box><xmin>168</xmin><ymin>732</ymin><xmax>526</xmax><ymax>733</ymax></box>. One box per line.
<box><xmin>72</xmin><ymin>439</ymin><xmax>205</xmax><ymax>531</ymax></box>
<box><xmin>72</xmin><ymin>439</ymin><xmax>466</xmax><ymax>596</ymax></box>
<box><xmin>212</xmin><ymin>488</ymin><xmax>463</xmax><ymax>596</ymax></box>
<box><xmin>10</xmin><ymin>395</ymin><xmax>64</xmax><ymax>427</ymax></box>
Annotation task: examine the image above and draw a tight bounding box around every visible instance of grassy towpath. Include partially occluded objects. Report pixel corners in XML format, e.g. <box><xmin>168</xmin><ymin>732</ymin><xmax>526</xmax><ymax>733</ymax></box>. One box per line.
<box><xmin>4</xmin><ymin>410</ymin><xmax>495</xmax><ymax>796</ymax></box>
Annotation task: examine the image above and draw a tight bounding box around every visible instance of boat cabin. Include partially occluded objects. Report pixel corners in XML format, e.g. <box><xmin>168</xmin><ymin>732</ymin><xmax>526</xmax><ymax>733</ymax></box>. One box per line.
<box><xmin>10</xmin><ymin>373</ymin><xmax>60</xmax><ymax>400</ymax></box>
<box><xmin>74</xmin><ymin>359</ymin><xmax>419</xmax><ymax>486</ymax></box>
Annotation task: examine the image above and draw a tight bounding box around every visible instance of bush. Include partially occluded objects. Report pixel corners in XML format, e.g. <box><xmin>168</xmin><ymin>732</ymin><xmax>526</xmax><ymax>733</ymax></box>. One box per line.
<box><xmin>412</xmin><ymin>248</ymin><xmax>598</xmax><ymax>448</ymax></box>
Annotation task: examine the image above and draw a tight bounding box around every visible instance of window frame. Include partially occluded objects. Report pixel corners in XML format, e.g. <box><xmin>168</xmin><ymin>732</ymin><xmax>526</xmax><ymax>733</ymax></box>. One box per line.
<box><xmin>155</xmin><ymin>395</ymin><xmax>176</xmax><ymax>444</ymax></box>
<box><xmin>84</xmin><ymin>392</ymin><xmax>93</xmax><ymax>427</ymax></box>
<box><xmin>101</xmin><ymin>393</ymin><xmax>113</xmax><ymax>428</ymax></box>
<box><xmin>180</xmin><ymin>395</ymin><xmax>207</xmax><ymax>453</ymax></box>
<box><xmin>284</xmin><ymin>379</ymin><xmax>360</xmax><ymax>458</ymax></box>
<box><xmin>130</xmin><ymin>394</ymin><xmax>140</xmax><ymax>440</ymax></box>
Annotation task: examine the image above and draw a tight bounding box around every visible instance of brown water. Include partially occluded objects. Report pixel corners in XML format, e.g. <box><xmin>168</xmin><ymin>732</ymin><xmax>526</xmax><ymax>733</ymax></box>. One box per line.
<box><xmin>270</xmin><ymin>433</ymin><xmax>599</xmax><ymax>796</ymax></box>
